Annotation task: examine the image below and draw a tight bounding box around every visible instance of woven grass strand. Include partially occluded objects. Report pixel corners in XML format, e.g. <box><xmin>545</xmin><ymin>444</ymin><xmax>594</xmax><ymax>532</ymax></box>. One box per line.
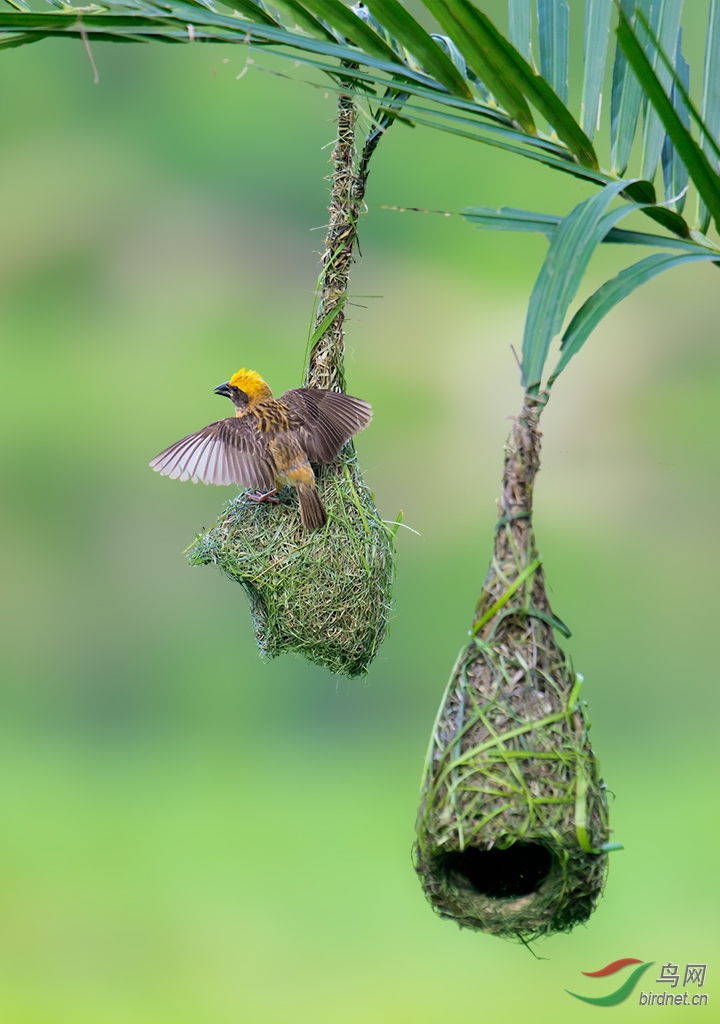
<box><xmin>414</xmin><ymin>395</ymin><xmax>611</xmax><ymax>938</ymax></box>
<box><xmin>189</xmin><ymin>81</ymin><xmax>395</xmax><ymax>677</ymax></box>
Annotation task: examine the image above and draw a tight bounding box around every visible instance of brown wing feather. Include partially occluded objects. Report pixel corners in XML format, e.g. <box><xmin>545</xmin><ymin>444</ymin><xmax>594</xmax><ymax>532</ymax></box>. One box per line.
<box><xmin>280</xmin><ymin>388</ymin><xmax>372</xmax><ymax>464</ymax></box>
<box><xmin>150</xmin><ymin>417</ymin><xmax>275</xmax><ymax>488</ymax></box>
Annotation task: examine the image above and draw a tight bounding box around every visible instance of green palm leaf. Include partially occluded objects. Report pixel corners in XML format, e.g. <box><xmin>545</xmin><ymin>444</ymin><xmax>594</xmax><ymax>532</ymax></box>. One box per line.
<box><xmin>661</xmin><ymin>32</ymin><xmax>690</xmax><ymax>213</ymax></box>
<box><xmin>508</xmin><ymin>0</ymin><xmax>532</xmax><ymax>64</ymax></box>
<box><xmin>581</xmin><ymin>0</ymin><xmax>612</xmax><ymax>141</ymax></box>
<box><xmin>537</xmin><ymin>0</ymin><xmax>569</xmax><ymax>105</ymax></box>
<box><xmin>610</xmin><ymin>0</ymin><xmax>651</xmax><ymax>175</ymax></box>
<box><xmin>549</xmin><ymin>250</ymin><xmax>719</xmax><ymax>382</ymax></box>
<box><xmin>698</xmin><ymin>0</ymin><xmax>720</xmax><ymax>232</ymax></box>
<box><xmin>462</xmin><ymin>204</ymin><xmax>700</xmax><ymax>249</ymax></box>
<box><xmin>271</xmin><ymin>0</ymin><xmax>335</xmax><ymax>40</ymax></box>
<box><xmin>426</xmin><ymin>0</ymin><xmax>598</xmax><ymax>167</ymax></box>
<box><xmin>0</xmin><ymin>0</ymin><xmax>714</xmax><ymax>246</ymax></box>
<box><xmin>617</xmin><ymin>5</ymin><xmax>720</xmax><ymax>232</ymax></box>
<box><xmin>297</xmin><ymin>0</ymin><xmax>398</xmax><ymax>62</ymax></box>
<box><xmin>363</xmin><ymin>0</ymin><xmax>472</xmax><ymax>99</ymax></box>
<box><xmin>422</xmin><ymin>0</ymin><xmax>536</xmax><ymax>132</ymax></box>
<box><xmin>639</xmin><ymin>0</ymin><xmax>683</xmax><ymax>183</ymax></box>
<box><xmin>522</xmin><ymin>180</ymin><xmax>632</xmax><ymax>389</ymax></box>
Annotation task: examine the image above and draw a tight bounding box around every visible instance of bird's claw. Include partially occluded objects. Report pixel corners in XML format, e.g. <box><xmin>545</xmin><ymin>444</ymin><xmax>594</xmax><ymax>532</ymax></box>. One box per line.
<box><xmin>247</xmin><ymin>488</ymin><xmax>280</xmax><ymax>504</ymax></box>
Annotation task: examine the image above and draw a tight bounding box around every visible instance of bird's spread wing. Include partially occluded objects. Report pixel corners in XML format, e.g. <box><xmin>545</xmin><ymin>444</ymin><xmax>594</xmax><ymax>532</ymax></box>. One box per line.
<box><xmin>280</xmin><ymin>388</ymin><xmax>372</xmax><ymax>464</ymax></box>
<box><xmin>149</xmin><ymin>417</ymin><xmax>275</xmax><ymax>488</ymax></box>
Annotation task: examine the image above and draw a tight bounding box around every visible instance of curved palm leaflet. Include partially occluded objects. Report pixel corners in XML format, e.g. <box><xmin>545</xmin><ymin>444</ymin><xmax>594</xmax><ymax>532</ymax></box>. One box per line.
<box><xmin>0</xmin><ymin>0</ymin><xmax>718</xmax><ymax>386</ymax></box>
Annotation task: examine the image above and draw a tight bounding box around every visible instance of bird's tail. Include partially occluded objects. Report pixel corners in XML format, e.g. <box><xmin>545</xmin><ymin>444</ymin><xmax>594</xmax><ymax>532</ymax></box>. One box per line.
<box><xmin>297</xmin><ymin>482</ymin><xmax>327</xmax><ymax>531</ymax></box>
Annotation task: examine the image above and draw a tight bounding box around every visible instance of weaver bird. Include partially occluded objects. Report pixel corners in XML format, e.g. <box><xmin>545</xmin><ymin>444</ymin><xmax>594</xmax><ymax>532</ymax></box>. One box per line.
<box><xmin>150</xmin><ymin>368</ymin><xmax>372</xmax><ymax>531</ymax></box>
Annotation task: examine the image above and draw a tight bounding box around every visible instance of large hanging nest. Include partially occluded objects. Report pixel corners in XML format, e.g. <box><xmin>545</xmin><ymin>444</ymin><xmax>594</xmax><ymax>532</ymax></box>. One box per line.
<box><xmin>415</xmin><ymin>395</ymin><xmax>614</xmax><ymax>938</ymax></box>
<box><xmin>189</xmin><ymin>82</ymin><xmax>396</xmax><ymax>677</ymax></box>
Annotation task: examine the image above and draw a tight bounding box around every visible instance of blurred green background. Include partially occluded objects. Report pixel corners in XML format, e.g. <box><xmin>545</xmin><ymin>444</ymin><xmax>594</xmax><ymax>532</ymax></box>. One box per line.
<box><xmin>0</xmin><ymin>3</ymin><xmax>718</xmax><ymax>1020</ymax></box>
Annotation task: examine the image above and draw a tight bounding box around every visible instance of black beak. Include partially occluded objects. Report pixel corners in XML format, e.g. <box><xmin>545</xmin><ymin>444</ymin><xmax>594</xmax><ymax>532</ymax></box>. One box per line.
<box><xmin>214</xmin><ymin>382</ymin><xmax>232</xmax><ymax>398</ymax></box>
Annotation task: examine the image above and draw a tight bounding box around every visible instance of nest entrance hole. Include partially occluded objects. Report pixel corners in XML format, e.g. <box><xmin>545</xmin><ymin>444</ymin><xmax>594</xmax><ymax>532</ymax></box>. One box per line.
<box><xmin>437</xmin><ymin>843</ymin><xmax>553</xmax><ymax>899</ymax></box>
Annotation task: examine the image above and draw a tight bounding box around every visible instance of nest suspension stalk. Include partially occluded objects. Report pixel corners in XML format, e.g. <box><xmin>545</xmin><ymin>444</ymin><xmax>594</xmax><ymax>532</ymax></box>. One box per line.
<box><xmin>306</xmin><ymin>87</ymin><xmax>356</xmax><ymax>392</ymax></box>
<box><xmin>189</xmin><ymin>80</ymin><xmax>396</xmax><ymax>677</ymax></box>
<box><xmin>414</xmin><ymin>392</ymin><xmax>614</xmax><ymax>939</ymax></box>
<box><xmin>306</xmin><ymin>61</ymin><xmax>389</xmax><ymax>390</ymax></box>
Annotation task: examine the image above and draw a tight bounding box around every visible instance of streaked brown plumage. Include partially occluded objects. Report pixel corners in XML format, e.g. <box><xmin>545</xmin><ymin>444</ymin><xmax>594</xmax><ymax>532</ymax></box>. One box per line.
<box><xmin>149</xmin><ymin>368</ymin><xmax>372</xmax><ymax>530</ymax></box>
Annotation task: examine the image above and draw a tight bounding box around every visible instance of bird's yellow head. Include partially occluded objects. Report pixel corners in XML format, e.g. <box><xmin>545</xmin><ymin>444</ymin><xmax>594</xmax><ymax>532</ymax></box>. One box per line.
<box><xmin>214</xmin><ymin>368</ymin><xmax>273</xmax><ymax>410</ymax></box>
<box><xmin>228</xmin><ymin>368</ymin><xmax>272</xmax><ymax>399</ymax></box>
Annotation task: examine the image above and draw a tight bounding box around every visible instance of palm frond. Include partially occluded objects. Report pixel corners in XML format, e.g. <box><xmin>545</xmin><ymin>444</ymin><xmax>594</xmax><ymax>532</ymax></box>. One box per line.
<box><xmin>549</xmin><ymin>249</ymin><xmax>719</xmax><ymax>383</ymax></box>
<box><xmin>661</xmin><ymin>32</ymin><xmax>690</xmax><ymax>213</ymax></box>
<box><xmin>522</xmin><ymin>179</ymin><xmax>632</xmax><ymax>389</ymax></box>
<box><xmin>508</xmin><ymin>0</ymin><xmax>532</xmax><ymax>64</ymax></box>
<box><xmin>0</xmin><ymin>0</ymin><xmax>718</xmax><ymax>244</ymax></box>
<box><xmin>639</xmin><ymin>0</ymin><xmax>682</xmax><ymax>183</ymax></box>
<box><xmin>364</xmin><ymin>0</ymin><xmax>472</xmax><ymax>99</ymax></box>
<box><xmin>537</xmin><ymin>0</ymin><xmax>569</xmax><ymax>106</ymax></box>
<box><xmin>462</xmin><ymin>204</ymin><xmax>702</xmax><ymax>249</ymax></box>
<box><xmin>422</xmin><ymin>0</ymin><xmax>536</xmax><ymax>132</ymax></box>
<box><xmin>610</xmin><ymin>0</ymin><xmax>650</xmax><ymax>175</ymax></box>
<box><xmin>617</xmin><ymin>5</ymin><xmax>720</xmax><ymax>233</ymax></box>
<box><xmin>698</xmin><ymin>0</ymin><xmax>720</xmax><ymax>232</ymax></box>
<box><xmin>581</xmin><ymin>0</ymin><xmax>612</xmax><ymax>142</ymax></box>
<box><xmin>496</xmin><ymin>182</ymin><xmax>720</xmax><ymax>390</ymax></box>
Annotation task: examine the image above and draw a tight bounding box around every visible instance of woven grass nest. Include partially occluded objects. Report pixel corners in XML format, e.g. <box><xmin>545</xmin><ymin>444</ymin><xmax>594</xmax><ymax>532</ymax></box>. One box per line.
<box><xmin>187</xmin><ymin>87</ymin><xmax>398</xmax><ymax>678</ymax></box>
<box><xmin>415</xmin><ymin>397</ymin><xmax>613</xmax><ymax>939</ymax></box>
<box><xmin>189</xmin><ymin>452</ymin><xmax>395</xmax><ymax>677</ymax></box>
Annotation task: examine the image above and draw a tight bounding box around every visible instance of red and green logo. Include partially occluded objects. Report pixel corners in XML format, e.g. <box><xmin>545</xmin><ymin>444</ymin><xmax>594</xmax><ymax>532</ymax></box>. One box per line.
<box><xmin>567</xmin><ymin>959</ymin><xmax>655</xmax><ymax>1006</ymax></box>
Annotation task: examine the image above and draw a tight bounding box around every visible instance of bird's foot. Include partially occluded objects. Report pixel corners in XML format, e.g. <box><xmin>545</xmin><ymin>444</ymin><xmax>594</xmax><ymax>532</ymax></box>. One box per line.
<box><xmin>247</xmin><ymin>488</ymin><xmax>280</xmax><ymax>504</ymax></box>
